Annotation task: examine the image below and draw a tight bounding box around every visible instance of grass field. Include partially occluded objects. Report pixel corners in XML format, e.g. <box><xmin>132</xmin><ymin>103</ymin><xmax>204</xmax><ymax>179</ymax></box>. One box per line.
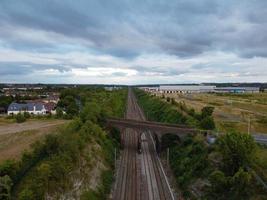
<box><xmin>158</xmin><ymin>92</ymin><xmax>267</xmax><ymax>134</ymax></box>
<box><xmin>0</xmin><ymin>117</ymin><xmax>15</xmax><ymax>125</ymax></box>
<box><xmin>0</xmin><ymin>120</ymin><xmax>69</xmax><ymax>163</ymax></box>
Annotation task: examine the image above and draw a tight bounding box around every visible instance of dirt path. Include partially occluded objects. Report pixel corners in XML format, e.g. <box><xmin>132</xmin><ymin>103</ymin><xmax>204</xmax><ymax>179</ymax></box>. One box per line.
<box><xmin>0</xmin><ymin>120</ymin><xmax>67</xmax><ymax>136</ymax></box>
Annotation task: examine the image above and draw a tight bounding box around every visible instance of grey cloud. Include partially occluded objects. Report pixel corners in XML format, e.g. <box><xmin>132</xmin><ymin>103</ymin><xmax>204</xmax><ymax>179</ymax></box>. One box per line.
<box><xmin>0</xmin><ymin>62</ymin><xmax>71</xmax><ymax>76</ymax></box>
<box><xmin>131</xmin><ymin>66</ymin><xmax>187</xmax><ymax>76</ymax></box>
<box><xmin>111</xmin><ymin>72</ymin><xmax>128</xmax><ymax>77</ymax></box>
<box><xmin>0</xmin><ymin>0</ymin><xmax>267</xmax><ymax>59</ymax></box>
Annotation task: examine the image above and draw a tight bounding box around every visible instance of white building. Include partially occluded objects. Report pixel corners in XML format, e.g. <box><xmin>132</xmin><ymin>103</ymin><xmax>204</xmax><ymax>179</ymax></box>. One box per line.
<box><xmin>214</xmin><ymin>87</ymin><xmax>260</xmax><ymax>94</ymax></box>
<box><xmin>7</xmin><ymin>102</ymin><xmax>56</xmax><ymax>115</ymax></box>
<box><xmin>159</xmin><ymin>85</ymin><xmax>216</xmax><ymax>94</ymax></box>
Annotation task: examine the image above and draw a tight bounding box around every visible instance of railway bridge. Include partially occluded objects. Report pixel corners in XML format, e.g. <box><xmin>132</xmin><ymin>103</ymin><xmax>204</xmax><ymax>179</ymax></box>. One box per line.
<box><xmin>106</xmin><ymin>117</ymin><xmax>200</xmax><ymax>153</ymax></box>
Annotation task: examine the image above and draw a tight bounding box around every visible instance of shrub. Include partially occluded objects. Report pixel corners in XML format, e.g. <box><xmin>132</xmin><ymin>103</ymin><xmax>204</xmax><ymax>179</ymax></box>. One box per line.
<box><xmin>217</xmin><ymin>132</ymin><xmax>256</xmax><ymax>175</ymax></box>
<box><xmin>0</xmin><ymin>175</ymin><xmax>13</xmax><ymax>200</ymax></box>
<box><xmin>200</xmin><ymin>116</ymin><xmax>215</xmax><ymax>130</ymax></box>
<box><xmin>166</xmin><ymin>97</ymin><xmax>171</xmax><ymax>102</ymax></box>
<box><xmin>18</xmin><ymin>188</ymin><xmax>34</xmax><ymax>200</ymax></box>
<box><xmin>15</xmin><ymin>113</ymin><xmax>26</xmax><ymax>123</ymax></box>
<box><xmin>201</xmin><ymin>106</ymin><xmax>215</xmax><ymax>119</ymax></box>
<box><xmin>23</xmin><ymin>112</ymin><xmax>31</xmax><ymax>119</ymax></box>
<box><xmin>55</xmin><ymin>108</ymin><xmax>63</xmax><ymax>118</ymax></box>
<box><xmin>207</xmin><ymin>168</ymin><xmax>253</xmax><ymax>200</ymax></box>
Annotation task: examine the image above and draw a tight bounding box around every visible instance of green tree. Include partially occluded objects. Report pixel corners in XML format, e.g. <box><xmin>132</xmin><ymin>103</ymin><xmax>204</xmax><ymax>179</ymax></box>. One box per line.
<box><xmin>207</xmin><ymin>168</ymin><xmax>252</xmax><ymax>199</ymax></box>
<box><xmin>201</xmin><ymin>106</ymin><xmax>214</xmax><ymax>118</ymax></box>
<box><xmin>66</xmin><ymin>102</ymin><xmax>79</xmax><ymax>117</ymax></box>
<box><xmin>230</xmin><ymin>168</ymin><xmax>252</xmax><ymax>199</ymax></box>
<box><xmin>200</xmin><ymin>116</ymin><xmax>215</xmax><ymax>130</ymax></box>
<box><xmin>0</xmin><ymin>96</ymin><xmax>13</xmax><ymax>111</ymax></box>
<box><xmin>18</xmin><ymin>188</ymin><xmax>34</xmax><ymax>200</ymax></box>
<box><xmin>80</xmin><ymin>102</ymin><xmax>101</xmax><ymax>123</ymax></box>
<box><xmin>23</xmin><ymin>112</ymin><xmax>31</xmax><ymax>119</ymax></box>
<box><xmin>208</xmin><ymin>170</ymin><xmax>229</xmax><ymax>199</ymax></box>
<box><xmin>15</xmin><ymin>113</ymin><xmax>26</xmax><ymax>123</ymax></box>
<box><xmin>0</xmin><ymin>175</ymin><xmax>13</xmax><ymax>200</ymax></box>
<box><xmin>0</xmin><ymin>160</ymin><xmax>17</xmax><ymax>178</ymax></box>
<box><xmin>56</xmin><ymin>108</ymin><xmax>63</xmax><ymax>118</ymax></box>
<box><xmin>218</xmin><ymin>132</ymin><xmax>256</xmax><ymax>175</ymax></box>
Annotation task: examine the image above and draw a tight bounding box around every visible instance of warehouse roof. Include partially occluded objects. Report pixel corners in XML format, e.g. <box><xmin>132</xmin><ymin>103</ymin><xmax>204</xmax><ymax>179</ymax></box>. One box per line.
<box><xmin>159</xmin><ymin>85</ymin><xmax>216</xmax><ymax>91</ymax></box>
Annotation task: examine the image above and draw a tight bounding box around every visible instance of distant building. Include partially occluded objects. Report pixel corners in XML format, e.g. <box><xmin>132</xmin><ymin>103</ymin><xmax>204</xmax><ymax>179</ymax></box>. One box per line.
<box><xmin>159</xmin><ymin>85</ymin><xmax>216</xmax><ymax>94</ymax></box>
<box><xmin>8</xmin><ymin>102</ymin><xmax>46</xmax><ymax>115</ymax></box>
<box><xmin>7</xmin><ymin>102</ymin><xmax>56</xmax><ymax>115</ymax></box>
<box><xmin>43</xmin><ymin>95</ymin><xmax>60</xmax><ymax>104</ymax></box>
<box><xmin>104</xmin><ymin>86</ymin><xmax>122</xmax><ymax>91</ymax></box>
<box><xmin>214</xmin><ymin>87</ymin><xmax>260</xmax><ymax>94</ymax></box>
<box><xmin>139</xmin><ymin>87</ymin><xmax>159</xmax><ymax>92</ymax></box>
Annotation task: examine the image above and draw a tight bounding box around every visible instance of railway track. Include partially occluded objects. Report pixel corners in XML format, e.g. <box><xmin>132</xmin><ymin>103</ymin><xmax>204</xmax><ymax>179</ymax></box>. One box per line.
<box><xmin>113</xmin><ymin>88</ymin><xmax>175</xmax><ymax>200</ymax></box>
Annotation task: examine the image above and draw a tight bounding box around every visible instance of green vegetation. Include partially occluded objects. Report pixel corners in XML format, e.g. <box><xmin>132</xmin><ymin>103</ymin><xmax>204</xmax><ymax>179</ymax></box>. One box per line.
<box><xmin>206</xmin><ymin>132</ymin><xmax>256</xmax><ymax>200</ymax></box>
<box><xmin>0</xmin><ymin>96</ymin><xmax>13</xmax><ymax>112</ymax></box>
<box><xmin>134</xmin><ymin>89</ymin><xmax>267</xmax><ymax>199</ymax></box>
<box><xmin>81</xmin><ymin>169</ymin><xmax>113</xmax><ymax>200</ymax></box>
<box><xmin>57</xmin><ymin>88</ymin><xmax>80</xmax><ymax>118</ymax></box>
<box><xmin>0</xmin><ymin>87</ymin><xmax>127</xmax><ymax>199</ymax></box>
<box><xmin>134</xmin><ymin>89</ymin><xmax>216</xmax><ymax>130</ymax></box>
<box><xmin>169</xmin><ymin>135</ymin><xmax>211</xmax><ymax>197</ymax></box>
<box><xmin>15</xmin><ymin>113</ymin><xmax>26</xmax><ymax>123</ymax></box>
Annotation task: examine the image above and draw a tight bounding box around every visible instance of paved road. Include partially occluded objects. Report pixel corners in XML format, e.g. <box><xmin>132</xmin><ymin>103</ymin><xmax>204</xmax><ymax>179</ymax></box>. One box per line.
<box><xmin>253</xmin><ymin>133</ymin><xmax>267</xmax><ymax>145</ymax></box>
<box><xmin>113</xmin><ymin>88</ymin><xmax>175</xmax><ymax>200</ymax></box>
<box><xmin>0</xmin><ymin>120</ymin><xmax>67</xmax><ymax>136</ymax></box>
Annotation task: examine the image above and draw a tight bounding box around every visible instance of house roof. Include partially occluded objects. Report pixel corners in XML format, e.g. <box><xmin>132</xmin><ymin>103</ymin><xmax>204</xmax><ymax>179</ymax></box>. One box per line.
<box><xmin>44</xmin><ymin>102</ymin><xmax>56</xmax><ymax>112</ymax></box>
<box><xmin>8</xmin><ymin>102</ymin><xmax>45</xmax><ymax>112</ymax></box>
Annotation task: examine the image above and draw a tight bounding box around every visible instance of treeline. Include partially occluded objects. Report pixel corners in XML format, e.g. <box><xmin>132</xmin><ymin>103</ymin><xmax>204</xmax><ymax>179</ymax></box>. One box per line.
<box><xmin>134</xmin><ymin>89</ymin><xmax>215</xmax><ymax>130</ymax></box>
<box><xmin>134</xmin><ymin>89</ymin><xmax>266</xmax><ymax>199</ymax></box>
<box><xmin>0</xmin><ymin>96</ymin><xmax>13</xmax><ymax>112</ymax></box>
<box><xmin>57</xmin><ymin>87</ymin><xmax>126</xmax><ymax>119</ymax></box>
<box><xmin>0</xmin><ymin>87</ymin><xmax>127</xmax><ymax>200</ymax></box>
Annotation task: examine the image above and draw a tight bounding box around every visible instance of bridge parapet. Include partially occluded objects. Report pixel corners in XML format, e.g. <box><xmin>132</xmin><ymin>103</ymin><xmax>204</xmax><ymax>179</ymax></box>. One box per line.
<box><xmin>106</xmin><ymin>117</ymin><xmax>199</xmax><ymax>139</ymax></box>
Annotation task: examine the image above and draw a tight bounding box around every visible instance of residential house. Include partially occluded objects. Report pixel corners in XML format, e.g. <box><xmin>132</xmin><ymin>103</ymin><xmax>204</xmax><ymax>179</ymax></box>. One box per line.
<box><xmin>7</xmin><ymin>102</ymin><xmax>56</xmax><ymax>115</ymax></box>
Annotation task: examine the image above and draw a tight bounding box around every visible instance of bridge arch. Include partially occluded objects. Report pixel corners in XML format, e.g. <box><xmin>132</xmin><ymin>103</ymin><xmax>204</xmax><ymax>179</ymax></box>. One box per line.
<box><xmin>106</xmin><ymin>117</ymin><xmax>199</xmax><ymax>153</ymax></box>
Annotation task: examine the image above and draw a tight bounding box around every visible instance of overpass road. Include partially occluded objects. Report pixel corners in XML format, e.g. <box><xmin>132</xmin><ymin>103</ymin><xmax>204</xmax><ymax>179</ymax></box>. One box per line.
<box><xmin>112</xmin><ymin>88</ymin><xmax>175</xmax><ymax>200</ymax></box>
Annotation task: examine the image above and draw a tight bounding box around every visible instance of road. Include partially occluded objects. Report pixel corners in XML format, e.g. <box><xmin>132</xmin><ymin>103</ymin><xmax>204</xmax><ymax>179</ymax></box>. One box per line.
<box><xmin>113</xmin><ymin>89</ymin><xmax>175</xmax><ymax>200</ymax></box>
<box><xmin>253</xmin><ymin>133</ymin><xmax>267</xmax><ymax>145</ymax></box>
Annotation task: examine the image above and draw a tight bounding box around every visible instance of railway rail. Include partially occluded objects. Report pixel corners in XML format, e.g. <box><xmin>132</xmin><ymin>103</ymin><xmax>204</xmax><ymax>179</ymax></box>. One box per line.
<box><xmin>113</xmin><ymin>88</ymin><xmax>175</xmax><ymax>200</ymax></box>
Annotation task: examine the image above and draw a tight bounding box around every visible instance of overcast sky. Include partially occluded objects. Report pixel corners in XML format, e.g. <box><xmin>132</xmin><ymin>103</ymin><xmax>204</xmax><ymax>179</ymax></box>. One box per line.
<box><xmin>0</xmin><ymin>0</ymin><xmax>267</xmax><ymax>84</ymax></box>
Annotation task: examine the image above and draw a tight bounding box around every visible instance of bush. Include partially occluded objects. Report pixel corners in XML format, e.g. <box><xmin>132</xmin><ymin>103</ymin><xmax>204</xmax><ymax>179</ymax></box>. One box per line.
<box><xmin>200</xmin><ymin>116</ymin><xmax>215</xmax><ymax>130</ymax></box>
<box><xmin>18</xmin><ymin>188</ymin><xmax>34</xmax><ymax>200</ymax></box>
<box><xmin>23</xmin><ymin>112</ymin><xmax>31</xmax><ymax>119</ymax></box>
<box><xmin>217</xmin><ymin>132</ymin><xmax>256</xmax><ymax>175</ymax></box>
<box><xmin>201</xmin><ymin>106</ymin><xmax>215</xmax><ymax>119</ymax></box>
<box><xmin>207</xmin><ymin>168</ymin><xmax>252</xmax><ymax>200</ymax></box>
<box><xmin>80</xmin><ymin>189</ymin><xmax>98</xmax><ymax>200</ymax></box>
<box><xmin>55</xmin><ymin>108</ymin><xmax>63</xmax><ymax>118</ymax></box>
<box><xmin>0</xmin><ymin>175</ymin><xmax>13</xmax><ymax>200</ymax></box>
<box><xmin>166</xmin><ymin>97</ymin><xmax>171</xmax><ymax>102</ymax></box>
<box><xmin>169</xmin><ymin>136</ymin><xmax>210</xmax><ymax>188</ymax></box>
<box><xmin>134</xmin><ymin>89</ymin><xmax>187</xmax><ymax>125</ymax></box>
<box><xmin>15</xmin><ymin>113</ymin><xmax>26</xmax><ymax>123</ymax></box>
<box><xmin>171</xmin><ymin>98</ymin><xmax>176</xmax><ymax>105</ymax></box>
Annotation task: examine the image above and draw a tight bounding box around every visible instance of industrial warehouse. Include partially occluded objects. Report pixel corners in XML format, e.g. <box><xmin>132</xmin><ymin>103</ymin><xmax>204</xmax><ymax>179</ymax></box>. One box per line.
<box><xmin>141</xmin><ymin>85</ymin><xmax>260</xmax><ymax>94</ymax></box>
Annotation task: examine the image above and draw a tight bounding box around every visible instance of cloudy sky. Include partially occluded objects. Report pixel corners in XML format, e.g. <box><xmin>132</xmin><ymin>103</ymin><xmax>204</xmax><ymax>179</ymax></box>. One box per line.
<box><xmin>0</xmin><ymin>0</ymin><xmax>267</xmax><ymax>84</ymax></box>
